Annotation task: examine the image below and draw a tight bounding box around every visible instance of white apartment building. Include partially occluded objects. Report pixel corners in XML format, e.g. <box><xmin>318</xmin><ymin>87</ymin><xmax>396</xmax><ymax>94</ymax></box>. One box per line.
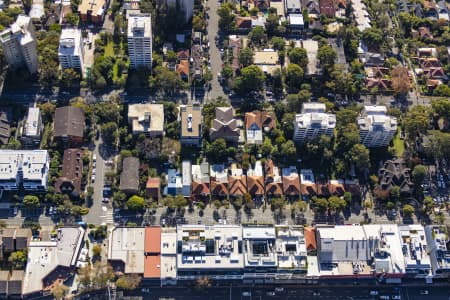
<box><xmin>293</xmin><ymin>103</ymin><xmax>336</xmax><ymax>143</ymax></box>
<box><xmin>58</xmin><ymin>28</ymin><xmax>84</xmax><ymax>72</ymax></box>
<box><xmin>21</xmin><ymin>107</ymin><xmax>43</xmax><ymax>148</ymax></box>
<box><xmin>127</xmin><ymin>13</ymin><xmax>152</xmax><ymax>69</ymax></box>
<box><xmin>358</xmin><ymin>105</ymin><xmax>397</xmax><ymax>148</ymax></box>
<box><xmin>0</xmin><ymin>150</ymin><xmax>49</xmax><ymax>192</ymax></box>
<box><xmin>0</xmin><ymin>15</ymin><xmax>38</xmax><ymax>74</ymax></box>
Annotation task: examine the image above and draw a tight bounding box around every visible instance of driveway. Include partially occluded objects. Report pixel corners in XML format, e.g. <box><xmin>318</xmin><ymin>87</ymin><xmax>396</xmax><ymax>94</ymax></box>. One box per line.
<box><xmin>84</xmin><ymin>137</ymin><xmax>114</xmax><ymax>225</ymax></box>
<box><xmin>206</xmin><ymin>0</ymin><xmax>228</xmax><ymax>101</ymax></box>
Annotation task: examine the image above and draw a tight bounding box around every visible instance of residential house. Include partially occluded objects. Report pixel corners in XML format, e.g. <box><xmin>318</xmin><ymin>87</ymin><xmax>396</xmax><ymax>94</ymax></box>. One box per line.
<box><xmin>253</xmin><ymin>49</ymin><xmax>280</xmax><ymax>75</ymax></box>
<box><xmin>119</xmin><ymin>157</ymin><xmax>140</xmax><ymax>195</ymax></box>
<box><xmin>180</xmin><ymin>105</ymin><xmax>202</xmax><ymax>147</ymax></box>
<box><xmin>247</xmin><ymin>161</ymin><xmax>264</xmax><ymax>200</ymax></box>
<box><xmin>210</xmin><ymin>164</ymin><xmax>228</xmax><ymax>199</ymax></box>
<box><xmin>20</xmin><ymin>107</ymin><xmax>43</xmax><ymax>148</ymax></box>
<box><xmin>78</xmin><ymin>0</ymin><xmax>108</xmax><ymax>24</ymax></box>
<box><xmin>167</xmin><ymin>169</ymin><xmax>182</xmax><ymax>196</ymax></box>
<box><xmin>228</xmin><ymin>166</ymin><xmax>247</xmax><ymax>199</ymax></box>
<box><xmin>191</xmin><ymin>44</ymin><xmax>203</xmax><ymax>79</ymax></box>
<box><xmin>209</xmin><ymin>107</ymin><xmax>240</xmax><ymax>143</ymax></box>
<box><xmin>0</xmin><ymin>228</ymin><xmax>31</xmax><ymax>252</ymax></box>
<box><xmin>54</xmin><ymin>106</ymin><xmax>85</xmax><ymax>146</ymax></box>
<box><xmin>378</xmin><ymin>158</ymin><xmax>414</xmax><ymax>195</ymax></box>
<box><xmin>176</xmin><ymin>49</ymin><xmax>189</xmax><ymax>60</ymax></box>
<box><xmin>282</xmin><ymin>166</ymin><xmax>301</xmax><ymax>200</ymax></box>
<box><xmin>146</xmin><ymin>177</ymin><xmax>161</xmax><ymax>201</ymax></box>
<box><xmin>412</xmin><ymin>27</ymin><xmax>434</xmax><ymax>39</ymax></box>
<box><xmin>302</xmin><ymin>0</ymin><xmax>320</xmax><ymax>19</ymax></box>
<box><xmin>176</xmin><ymin>60</ymin><xmax>189</xmax><ymax>81</ymax></box>
<box><xmin>128</xmin><ymin>104</ymin><xmax>164</xmax><ymax>137</ymax></box>
<box><xmin>245</xmin><ymin>110</ymin><xmax>276</xmax><ymax>145</ymax></box>
<box><xmin>182</xmin><ymin>161</ymin><xmax>192</xmax><ymax>197</ymax></box>
<box><xmin>250</xmin><ymin>0</ymin><xmax>270</xmax><ymax>11</ymax></box>
<box><xmin>55</xmin><ymin>148</ymin><xmax>83</xmax><ymax>197</ymax></box>
<box><xmin>235</xmin><ymin>16</ymin><xmax>253</xmax><ymax>32</ymax></box>
<box><xmin>265</xmin><ymin>159</ymin><xmax>283</xmax><ymax>198</ymax></box>
<box><xmin>319</xmin><ymin>0</ymin><xmax>335</xmax><ymax>17</ymax></box>
<box><xmin>304</xmin><ymin>226</ymin><xmax>317</xmax><ymax>254</ymax></box>
<box><xmin>299</xmin><ymin>169</ymin><xmax>316</xmax><ymax>200</ymax></box>
<box><xmin>361</xmin><ymin>52</ymin><xmax>385</xmax><ymax>67</ymax></box>
<box><xmin>229</xmin><ymin>35</ymin><xmax>242</xmax><ymax>75</ymax></box>
<box><xmin>437</xmin><ymin>1</ymin><xmax>449</xmax><ymax>21</ymax></box>
<box><xmin>191</xmin><ymin>162</ymin><xmax>210</xmax><ymax>202</ymax></box>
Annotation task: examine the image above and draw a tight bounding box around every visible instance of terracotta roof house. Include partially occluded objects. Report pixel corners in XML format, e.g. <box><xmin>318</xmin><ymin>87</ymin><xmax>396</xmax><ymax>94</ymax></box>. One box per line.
<box><xmin>55</xmin><ymin>148</ymin><xmax>83</xmax><ymax>197</ymax></box>
<box><xmin>119</xmin><ymin>157</ymin><xmax>140</xmax><ymax>195</ymax></box>
<box><xmin>235</xmin><ymin>16</ymin><xmax>253</xmax><ymax>31</ymax></box>
<box><xmin>176</xmin><ymin>49</ymin><xmax>190</xmax><ymax>60</ymax></box>
<box><xmin>265</xmin><ymin>160</ymin><xmax>283</xmax><ymax>197</ymax></box>
<box><xmin>54</xmin><ymin>106</ymin><xmax>85</xmax><ymax>147</ymax></box>
<box><xmin>378</xmin><ymin>158</ymin><xmax>414</xmax><ymax>195</ymax></box>
<box><xmin>210</xmin><ymin>164</ymin><xmax>228</xmax><ymax>199</ymax></box>
<box><xmin>146</xmin><ymin>177</ymin><xmax>161</xmax><ymax>201</ymax></box>
<box><xmin>144</xmin><ymin>227</ymin><xmax>161</xmax><ymax>280</ymax></box>
<box><xmin>228</xmin><ymin>173</ymin><xmax>247</xmax><ymax>198</ymax></box>
<box><xmin>245</xmin><ymin>110</ymin><xmax>276</xmax><ymax>145</ymax></box>
<box><xmin>366</xmin><ymin>78</ymin><xmax>392</xmax><ymax>91</ymax></box>
<box><xmin>304</xmin><ymin>227</ymin><xmax>317</xmax><ymax>254</ymax></box>
<box><xmin>300</xmin><ymin>169</ymin><xmax>316</xmax><ymax>199</ymax></box>
<box><xmin>319</xmin><ymin>0</ymin><xmax>335</xmax><ymax>17</ymax></box>
<box><xmin>191</xmin><ymin>163</ymin><xmax>210</xmax><ymax>201</ymax></box>
<box><xmin>176</xmin><ymin>60</ymin><xmax>189</xmax><ymax>81</ymax></box>
<box><xmin>247</xmin><ymin>175</ymin><xmax>264</xmax><ymax>197</ymax></box>
<box><xmin>209</xmin><ymin>107</ymin><xmax>240</xmax><ymax>143</ymax></box>
<box><xmin>328</xmin><ymin>180</ymin><xmax>346</xmax><ymax>196</ymax></box>
<box><xmin>282</xmin><ymin>167</ymin><xmax>301</xmax><ymax>199</ymax></box>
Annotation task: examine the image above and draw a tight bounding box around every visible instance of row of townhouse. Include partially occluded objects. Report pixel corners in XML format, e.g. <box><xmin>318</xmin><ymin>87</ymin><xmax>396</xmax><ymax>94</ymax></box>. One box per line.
<box><xmin>161</xmin><ymin>161</ymin><xmax>361</xmax><ymax>202</ymax></box>
<box><xmin>107</xmin><ymin>224</ymin><xmax>450</xmax><ymax>286</ymax></box>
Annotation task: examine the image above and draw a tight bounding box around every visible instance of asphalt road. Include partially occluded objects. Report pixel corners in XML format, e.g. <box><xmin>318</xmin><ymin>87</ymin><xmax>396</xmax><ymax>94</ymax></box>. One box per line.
<box><xmin>206</xmin><ymin>0</ymin><xmax>228</xmax><ymax>101</ymax></box>
<box><xmin>119</xmin><ymin>284</ymin><xmax>450</xmax><ymax>300</ymax></box>
<box><xmin>84</xmin><ymin>137</ymin><xmax>113</xmax><ymax>225</ymax></box>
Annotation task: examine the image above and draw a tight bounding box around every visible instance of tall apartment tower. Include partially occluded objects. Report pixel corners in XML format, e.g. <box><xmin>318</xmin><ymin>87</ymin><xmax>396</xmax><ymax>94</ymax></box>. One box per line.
<box><xmin>58</xmin><ymin>28</ymin><xmax>84</xmax><ymax>72</ymax></box>
<box><xmin>358</xmin><ymin>105</ymin><xmax>397</xmax><ymax>148</ymax></box>
<box><xmin>293</xmin><ymin>102</ymin><xmax>336</xmax><ymax>143</ymax></box>
<box><xmin>127</xmin><ymin>13</ymin><xmax>152</xmax><ymax>69</ymax></box>
<box><xmin>0</xmin><ymin>15</ymin><xmax>38</xmax><ymax>74</ymax></box>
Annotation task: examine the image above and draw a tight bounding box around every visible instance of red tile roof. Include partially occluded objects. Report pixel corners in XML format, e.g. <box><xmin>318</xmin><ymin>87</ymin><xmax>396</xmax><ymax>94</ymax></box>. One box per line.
<box><xmin>247</xmin><ymin>176</ymin><xmax>264</xmax><ymax>196</ymax></box>
<box><xmin>304</xmin><ymin>227</ymin><xmax>317</xmax><ymax>251</ymax></box>
<box><xmin>144</xmin><ymin>255</ymin><xmax>161</xmax><ymax>278</ymax></box>
<box><xmin>245</xmin><ymin>111</ymin><xmax>276</xmax><ymax>131</ymax></box>
<box><xmin>228</xmin><ymin>176</ymin><xmax>247</xmax><ymax>196</ymax></box>
<box><xmin>145</xmin><ymin>227</ymin><xmax>161</xmax><ymax>253</ymax></box>
<box><xmin>192</xmin><ymin>181</ymin><xmax>210</xmax><ymax>196</ymax></box>
<box><xmin>283</xmin><ymin>176</ymin><xmax>301</xmax><ymax>196</ymax></box>
<box><xmin>211</xmin><ymin>178</ymin><xmax>228</xmax><ymax>196</ymax></box>
<box><xmin>146</xmin><ymin>178</ymin><xmax>160</xmax><ymax>189</ymax></box>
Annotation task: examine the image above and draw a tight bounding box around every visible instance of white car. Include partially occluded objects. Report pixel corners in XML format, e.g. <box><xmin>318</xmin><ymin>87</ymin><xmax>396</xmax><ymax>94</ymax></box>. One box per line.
<box><xmin>93</xmin><ymin>154</ymin><xmax>97</xmax><ymax>162</ymax></box>
<box><xmin>91</xmin><ymin>174</ymin><xmax>96</xmax><ymax>182</ymax></box>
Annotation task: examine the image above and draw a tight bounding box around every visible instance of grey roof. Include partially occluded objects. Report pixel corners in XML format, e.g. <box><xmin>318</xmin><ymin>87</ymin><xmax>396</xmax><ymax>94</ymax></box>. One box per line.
<box><xmin>0</xmin><ymin>271</ymin><xmax>8</xmax><ymax>295</ymax></box>
<box><xmin>54</xmin><ymin>106</ymin><xmax>85</xmax><ymax>139</ymax></box>
<box><xmin>119</xmin><ymin>157</ymin><xmax>140</xmax><ymax>193</ymax></box>
<box><xmin>8</xmin><ymin>270</ymin><xmax>23</xmax><ymax>295</ymax></box>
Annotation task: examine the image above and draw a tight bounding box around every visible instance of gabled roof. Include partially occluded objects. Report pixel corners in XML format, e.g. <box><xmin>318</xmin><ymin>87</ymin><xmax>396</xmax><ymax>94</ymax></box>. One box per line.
<box><xmin>245</xmin><ymin>110</ymin><xmax>276</xmax><ymax>131</ymax></box>
<box><xmin>228</xmin><ymin>176</ymin><xmax>247</xmax><ymax>196</ymax></box>
<box><xmin>211</xmin><ymin>178</ymin><xmax>228</xmax><ymax>196</ymax></box>
<box><xmin>235</xmin><ymin>16</ymin><xmax>253</xmax><ymax>29</ymax></box>
<box><xmin>282</xmin><ymin>176</ymin><xmax>301</xmax><ymax>196</ymax></box>
<box><xmin>304</xmin><ymin>227</ymin><xmax>317</xmax><ymax>251</ymax></box>
<box><xmin>378</xmin><ymin>158</ymin><xmax>414</xmax><ymax>194</ymax></box>
<box><xmin>119</xmin><ymin>157</ymin><xmax>140</xmax><ymax>192</ymax></box>
<box><xmin>266</xmin><ymin>180</ymin><xmax>283</xmax><ymax>196</ymax></box>
<box><xmin>176</xmin><ymin>60</ymin><xmax>189</xmax><ymax>77</ymax></box>
<box><xmin>54</xmin><ymin>106</ymin><xmax>85</xmax><ymax>139</ymax></box>
<box><xmin>210</xmin><ymin>107</ymin><xmax>240</xmax><ymax>140</ymax></box>
<box><xmin>192</xmin><ymin>181</ymin><xmax>210</xmax><ymax>196</ymax></box>
<box><xmin>55</xmin><ymin>148</ymin><xmax>83</xmax><ymax>195</ymax></box>
<box><xmin>319</xmin><ymin>0</ymin><xmax>335</xmax><ymax>16</ymax></box>
<box><xmin>247</xmin><ymin>175</ymin><xmax>264</xmax><ymax>196</ymax></box>
<box><xmin>146</xmin><ymin>177</ymin><xmax>160</xmax><ymax>189</ymax></box>
<box><xmin>301</xmin><ymin>183</ymin><xmax>317</xmax><ymax>196</ymax></box>
<box><xmin>177</xmin><ymin>49</ymin><xmax>190</xmax><ymax>60</ymax></box>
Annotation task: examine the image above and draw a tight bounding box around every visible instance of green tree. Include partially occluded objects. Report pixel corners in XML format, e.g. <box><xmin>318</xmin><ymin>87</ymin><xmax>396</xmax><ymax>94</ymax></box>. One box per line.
<box><xmin>361</xmin><ymin>27</ymin><xmax>384</xmax><ymax>51</ymax></box>
<box><xmin>412</xmin><ymin>164</ymin><xmax>427</xmax><ymax>186</ymax></box>
<box><xmin>149</xmin><ymin>66</ymin><xmax>186</xmax><ymax>95</ymax></box>
<box><xmin>271</xmin><ymin>36</ymin><xmax>285</xmax><ymax>51</ymax></box>
<box><xmin>218</xmin><ymin>3</ymin><xmax>236</xmax><ymax>33</ymax></box>
<box><xmin>51</xmin><ymin>284</ymin><xmax>69</xmax><ymax>300</ymax></box>
<box><xmin>265</xmin><ymin>14</ymin><xmax>280</xmax><ymax>36</ymax></box>
<box><xmin>65</xmin><ymin>13</ymin><xmax>79</xmax><ymax>26</ymax></box>
<box><xmin>238</xmin><ymin>47</ymin><xmax>254</xmax><ymax>67</ymax></box>
<box><xmin>233</xmin><ymin>65</ymin><xmax>265</xmax><ymax>96</ymax></box>
<box><xmin>433</xmin><ymin>84</ymin><xmax>450</xmax><ymax>97</ymax></box>
<box><xmin>390</xmin><ymin>186</ymin><xmax>401</xmax><ymax>201</ymax></box>
<box><xmin>101</xmin><ymin>122</ymin><xmax>118</xmax><ymax>145</ymax></box>
<box><xmin>347</xmin><ymin>144</ymin><xmax>370</xmax><ymax>174</ymax></box>
<box><xmin>248</xmin><ymin>26</ymin><xmax>266</xmax><ymax>46</ymax></box>
<box><xmin>279</xmin><ymin>140</ymin><xmax>297</xmax><ymax>164</ymax></box>
<box><xmin>288</xmin><ymin>47</ymin><xmax>308</xmax><ymax>69</ymax></box>
<box><xmin>192</xmin><ymin>15</ymin><xmax>205</xmax><ymax>31</ymax></box>
<box><xmin>285</xmin><ymin>63</ymin><xmax>304</xmax><ymax>92</ymax></box>
<box><xmin>23</xmin><ymin>195</ymin><xmax>40</xmax><ymax>208</ymax></box>
<box><xmin>92</xmin><ymin>244</ymin><xmax>102</xmax><ymax>257</ymax></box>
<box><xmin>61</xmin><ymin>68</ymin><xmax>80</xmax><ymax>89</ymax></box>
<box><xmin>116</xmin><ymin>274</ymin><xmax>142</xmax><ymax>290</ymax></box>
<box><xmin>328</xmin><ymin>196</ymin><xmax>347</xmax><ymax>211</ymax></box>
<box><xmin>317</xmin><ymin>45</ymin><xmax>337</xmax><ymax>73</ymax></box>
<box><xmin>271</xmin><ymin>197</ymin><xmax>286</xmax><ymax>211</ymax></box>
<box><xmin>9</xmin><ymin>250</ymin><xmax>27</xmax><ymax>269</ymax></box>
<box><xmin>127</xmin><ymin>195</ymin><xmax>145</xmax><ymax>211</ymax></box>
<box><xmin>402</xmin><ymin>204</ymin><xmax>415</xmax><ymax>216</ymax></box>
<box><xmin>312</xmin><ymin>197</ymin><xmax>328</xmax><ymax>212</ymax></box>
<box><xmin>404</xmin><ymin>105</ymin><xmax>430</xmax><ymax>140</ymax></box>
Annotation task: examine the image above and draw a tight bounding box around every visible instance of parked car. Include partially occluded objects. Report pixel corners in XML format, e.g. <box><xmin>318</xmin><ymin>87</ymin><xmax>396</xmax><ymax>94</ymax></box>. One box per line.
<box><xmin>91</xmin><ymin>174</ymin><xmax>96</xmax><ymax>183</ymax></box>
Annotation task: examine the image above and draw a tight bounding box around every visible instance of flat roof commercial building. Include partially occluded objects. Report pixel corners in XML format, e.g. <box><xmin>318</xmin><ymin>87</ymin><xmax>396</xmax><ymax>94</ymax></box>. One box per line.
<box><xmin>108</xmin><ymin>227</ymin><xmax>145</xmax><ymax>274</ymax></box>
<box><xmin>180</xmin><ymin>105</ymin><xmax>202</xmax><ymax>147</ymax></box>
<box><xmin>243</xmin><ymin>226</ymin><xmax>277</xmax><ymax>271</ymax></box>
<box><xmin>425</xmin><ymin>225</ymin><xmax>450</xmax><ymax>278</ymax></box>
<box><xmin>58</xmin><ymin>28</ymin><xmax>84</xmax><ymax>72</ymax></box>
<box><xmin>21</xmin><ymin>107</ymin><xmax>42</xmax><ymax>148</ymax></box>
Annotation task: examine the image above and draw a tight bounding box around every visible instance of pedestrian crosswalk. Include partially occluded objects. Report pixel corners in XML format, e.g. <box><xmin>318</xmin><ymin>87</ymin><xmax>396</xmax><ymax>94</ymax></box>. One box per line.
<box><xmin>100</xmin><ymin>211</ymin><xmax>114</xmax><ymax>225</ymax></box>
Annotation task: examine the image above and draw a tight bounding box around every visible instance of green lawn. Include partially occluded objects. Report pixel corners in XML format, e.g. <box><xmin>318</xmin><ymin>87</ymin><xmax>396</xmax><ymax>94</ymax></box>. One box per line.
<box><xmin>104</xmin><ymin>42</ymin><xmax>114</xmax><ymax>57</ymax></box>
<box><xmin>392</xmin><ymin>126</ymin><xmax>405</xmax><ymax>157</ymax></box>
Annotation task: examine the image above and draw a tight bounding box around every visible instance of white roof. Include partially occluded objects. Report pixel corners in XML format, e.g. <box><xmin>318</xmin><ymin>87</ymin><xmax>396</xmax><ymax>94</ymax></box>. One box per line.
<box><xmin>108</xmin><ymin>227</ymin><xmax>145</xmax><ymax>274</ymax></box>
<box><xmin>127</xmin><ymin>13</ymin><xmax>152</xmax><ymax>39</ymax></box>
<box><xmin>243</xmin><ymin>226</ymin><xmax>276</xmax><ymax>239</ymax></box>
<box><xmin>59</xmin><ymin>29</ymin><xmax>83</xmax><ymax>57</ymax></box>
<box><xmin>182</xmin><ymin>160</ymin><xmax>191</xmax><ymax>186</ymax></box>
<box><xmin>0</xmin><ymin>150</ymin><xmax>48</xmax><ymax>181</ymax></box>
<box><xmin>23</xmin><ymin>107</ymin><xmax>40</xmax><ymax>137</ymax></box>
